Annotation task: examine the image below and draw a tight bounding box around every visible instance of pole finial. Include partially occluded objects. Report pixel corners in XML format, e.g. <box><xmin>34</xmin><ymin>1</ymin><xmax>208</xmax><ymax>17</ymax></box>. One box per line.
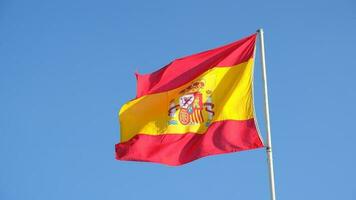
<box><xmin>257</xmin><ymin>28</ymin><xmax>264</xmax><ymax>33</ymax></box>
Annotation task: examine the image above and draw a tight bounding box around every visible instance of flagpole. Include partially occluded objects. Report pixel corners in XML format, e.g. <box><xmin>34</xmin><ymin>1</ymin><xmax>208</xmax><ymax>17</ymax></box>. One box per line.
<box><xmin>257</xmin><ymin>28</ymin><xmax>276</xmax><ymax>200</ymax></box>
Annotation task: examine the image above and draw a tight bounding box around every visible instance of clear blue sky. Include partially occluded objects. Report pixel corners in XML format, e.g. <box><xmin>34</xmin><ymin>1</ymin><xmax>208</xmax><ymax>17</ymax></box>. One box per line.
<box><xmin>1</xmin><ymin>0</ymin><xmax>355</xmax><ymax>199</ymax></box>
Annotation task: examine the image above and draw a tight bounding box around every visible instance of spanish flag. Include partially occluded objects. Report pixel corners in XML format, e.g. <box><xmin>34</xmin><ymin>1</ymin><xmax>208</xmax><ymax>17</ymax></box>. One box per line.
<box><xmin>115</xmin><ymin>33</ymin><xmax>264</xmax><ymax>166</ymax></box>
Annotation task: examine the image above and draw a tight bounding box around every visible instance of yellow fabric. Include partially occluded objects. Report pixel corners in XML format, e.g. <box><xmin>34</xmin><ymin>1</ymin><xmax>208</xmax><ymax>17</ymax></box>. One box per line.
<box><xmin>119</xmin><ymin>58</ymin><xmax>255</xmax><ymax>142</ymax></box>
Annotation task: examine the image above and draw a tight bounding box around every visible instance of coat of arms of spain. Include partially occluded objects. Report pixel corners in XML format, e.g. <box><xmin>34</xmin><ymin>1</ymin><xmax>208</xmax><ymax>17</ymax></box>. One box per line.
<box><xmin>168</xmin><ymin>80</ymin><xmax>215</xmax><ymax>127</ymax></box>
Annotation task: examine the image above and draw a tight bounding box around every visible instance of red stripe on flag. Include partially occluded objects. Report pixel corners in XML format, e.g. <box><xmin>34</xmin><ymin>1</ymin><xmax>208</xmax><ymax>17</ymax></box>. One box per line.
<box><xmin>116</xmin><ymin>119</ymin><xmax>264</xmax><ymax>166</ymax></box>
<box><xmin>135</xmin><ymin>34</ymin><xmax>257</xmax><ymax>98</ymax></box>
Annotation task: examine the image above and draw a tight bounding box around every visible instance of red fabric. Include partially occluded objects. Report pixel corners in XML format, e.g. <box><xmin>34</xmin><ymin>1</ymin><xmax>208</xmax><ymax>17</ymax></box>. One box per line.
<box><xmin>136</xmin><ymin>34</ymin><xmax>257</xmax><ymax>98</ymax></box>
<box><xmin>116</xmin><ymin>119</ymin><xmax>264</xmax><ymax>166</ymax></box>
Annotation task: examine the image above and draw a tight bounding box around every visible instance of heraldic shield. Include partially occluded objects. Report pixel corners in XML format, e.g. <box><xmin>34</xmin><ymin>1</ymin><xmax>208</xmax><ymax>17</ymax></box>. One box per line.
<box><xmin>168</xmin><ymin>80</ymin><xmax>215</xmax><ymax>127</ymax></box>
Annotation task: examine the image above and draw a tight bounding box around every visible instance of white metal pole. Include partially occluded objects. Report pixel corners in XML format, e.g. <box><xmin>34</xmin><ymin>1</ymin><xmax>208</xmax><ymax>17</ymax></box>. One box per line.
<box><xmin>257</xmin><ymin>28</ymin><xmax>276</xmax><ymax>200</ymax></box>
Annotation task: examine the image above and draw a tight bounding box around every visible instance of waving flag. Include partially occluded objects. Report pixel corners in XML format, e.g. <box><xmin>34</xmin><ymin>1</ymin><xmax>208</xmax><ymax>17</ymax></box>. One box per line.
<box><xmin>115</xmin><ymin>33</ymin><xmax>264</xmax><ymax>166</ymax></box>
